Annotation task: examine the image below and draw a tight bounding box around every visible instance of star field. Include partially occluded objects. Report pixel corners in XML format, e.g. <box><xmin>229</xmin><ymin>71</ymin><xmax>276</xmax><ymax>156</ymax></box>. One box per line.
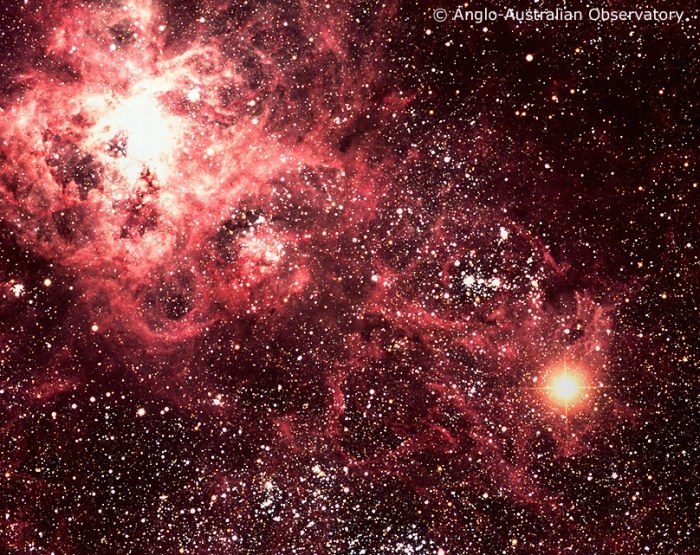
<box><xmin>0</xmin><ymin>0</ymin><xmax>698</xmax><ymax>553</ymax></box>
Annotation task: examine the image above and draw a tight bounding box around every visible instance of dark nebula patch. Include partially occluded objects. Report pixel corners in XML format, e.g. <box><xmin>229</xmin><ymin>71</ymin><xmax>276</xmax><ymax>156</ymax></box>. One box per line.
<box><xmin>0</xmin><ymin>0</ymin><xmax>698</xmax><ymax>554</ymax></box>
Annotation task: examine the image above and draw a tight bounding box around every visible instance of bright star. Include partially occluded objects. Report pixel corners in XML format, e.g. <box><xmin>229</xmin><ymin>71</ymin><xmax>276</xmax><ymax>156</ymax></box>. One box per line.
<box><xmin>550</xmin><ymin>373</ymin><xmax>581</xmax><ymax>404</ymax></box>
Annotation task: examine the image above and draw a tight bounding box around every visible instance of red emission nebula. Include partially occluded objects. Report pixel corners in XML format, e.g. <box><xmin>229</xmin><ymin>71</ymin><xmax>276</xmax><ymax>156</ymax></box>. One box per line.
<box><xmin>0</xmin><ymin>0</ymin><xmax>698</xmax><ymax>554</ymax></box>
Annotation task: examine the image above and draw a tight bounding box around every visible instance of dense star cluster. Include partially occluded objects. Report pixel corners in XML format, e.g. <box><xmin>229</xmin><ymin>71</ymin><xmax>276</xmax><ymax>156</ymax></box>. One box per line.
<box><xmin>0</xmin><ymin>0</ymin><xmax>698</xmax><ymax>553</ymax></box>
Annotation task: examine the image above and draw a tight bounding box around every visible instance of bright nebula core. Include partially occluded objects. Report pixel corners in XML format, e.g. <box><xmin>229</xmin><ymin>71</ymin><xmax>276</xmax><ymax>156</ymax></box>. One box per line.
<box><xmin>0</xmin><ymin>0</ymin><xmax>698</xmax><ymax>553</ymax></box>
